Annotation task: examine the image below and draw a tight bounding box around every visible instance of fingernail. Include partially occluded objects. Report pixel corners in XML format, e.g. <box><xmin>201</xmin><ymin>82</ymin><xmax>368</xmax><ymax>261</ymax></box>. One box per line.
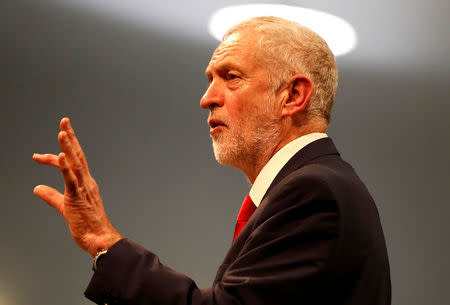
<box><xmin>61</xmin><ymin>117</ymin><xmax>69</xmax><ymax>127</ymax></box>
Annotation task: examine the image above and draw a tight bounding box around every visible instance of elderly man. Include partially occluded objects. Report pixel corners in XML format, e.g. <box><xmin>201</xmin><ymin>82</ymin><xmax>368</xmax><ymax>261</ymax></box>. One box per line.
<box><xmin>33</xmin><ymin>17</ymin><xmax>391</xmax><ymax>305</ymax></box>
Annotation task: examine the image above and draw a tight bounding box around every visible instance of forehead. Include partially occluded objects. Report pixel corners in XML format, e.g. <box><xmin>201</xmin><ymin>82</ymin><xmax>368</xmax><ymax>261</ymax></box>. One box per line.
<box><xmin>212</xmin><ymin>33</ymin><xmax>248</xmax><ymax>59</ymax></box>
<box><xmin>205</xmin><ymin>31</ymin><xmax>260</xmax><ymax>74</ymax></box>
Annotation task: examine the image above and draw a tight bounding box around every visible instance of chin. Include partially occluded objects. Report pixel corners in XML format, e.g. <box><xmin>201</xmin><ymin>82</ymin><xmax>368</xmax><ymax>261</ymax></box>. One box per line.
<box><xmin>212</xmin><ymin>140</ymin><xmax>237</xmax><ymax>166</ymax></box>
<box><xmin>212</xmin><ymin>141</ymin><xmax>226</xmax><ymax>164</ymax></box>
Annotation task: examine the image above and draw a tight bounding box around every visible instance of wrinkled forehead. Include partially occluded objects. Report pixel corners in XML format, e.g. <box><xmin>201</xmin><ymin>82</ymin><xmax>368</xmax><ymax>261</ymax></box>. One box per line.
<box><xmin>206</xmin><ymin>31</ymin><xmax>260</xmax><ymax>71</ymax></box>
<box><xmin>211</xmin><ymin>33</ymin><xmax>243</xmax><ymax>60</ymax></box>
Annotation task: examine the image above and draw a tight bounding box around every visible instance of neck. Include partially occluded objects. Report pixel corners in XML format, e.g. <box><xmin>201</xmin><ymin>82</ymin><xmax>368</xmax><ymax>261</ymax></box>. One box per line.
<box><xmin>241</xmin><ymin>118</ymin><xmax>327</xmax><ymax>184</ymax></box>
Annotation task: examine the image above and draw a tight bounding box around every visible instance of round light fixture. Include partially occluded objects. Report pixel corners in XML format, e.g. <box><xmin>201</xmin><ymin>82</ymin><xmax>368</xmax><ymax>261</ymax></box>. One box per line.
<box><xmin>208</xmin><ymin>4</ymin><xmax>357</xmax><ymax>56</ymax></box>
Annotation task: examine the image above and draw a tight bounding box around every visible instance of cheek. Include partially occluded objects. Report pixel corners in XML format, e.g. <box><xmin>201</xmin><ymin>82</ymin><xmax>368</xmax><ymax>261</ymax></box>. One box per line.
<box><xmin>225</xmin><ymin>94</ymin><xmax>248</xmax><ymax>119</ymax></box>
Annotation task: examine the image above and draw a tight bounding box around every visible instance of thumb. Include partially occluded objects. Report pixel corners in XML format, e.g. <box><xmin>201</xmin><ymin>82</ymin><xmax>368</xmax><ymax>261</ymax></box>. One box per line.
<box><xmin>34</xmin><ymin>185</ymin><xmax>64</xmax><ymax>214</ymax></box>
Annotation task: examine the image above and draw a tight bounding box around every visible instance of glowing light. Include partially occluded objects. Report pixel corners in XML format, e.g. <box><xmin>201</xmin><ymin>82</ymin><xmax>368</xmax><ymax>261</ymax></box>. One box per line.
<box><xmin>208</xmin><ymin>4</ymin><xmax>357</xmax><ymax>56</ymax></box>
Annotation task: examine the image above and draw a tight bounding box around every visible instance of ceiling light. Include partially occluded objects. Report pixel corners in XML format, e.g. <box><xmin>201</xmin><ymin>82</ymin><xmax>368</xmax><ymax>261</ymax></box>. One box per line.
<box><xmin>208</xmin><ymin>4</ymin><xmax>357</xmax><ymax>56</ymax></box>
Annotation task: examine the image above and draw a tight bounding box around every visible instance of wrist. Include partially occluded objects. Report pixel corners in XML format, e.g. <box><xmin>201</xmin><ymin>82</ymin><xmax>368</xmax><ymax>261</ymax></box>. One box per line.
<box><xmin>88</xmin><ymin>231</ymin><xmax>123</xmax><ymax>258</ymax></box>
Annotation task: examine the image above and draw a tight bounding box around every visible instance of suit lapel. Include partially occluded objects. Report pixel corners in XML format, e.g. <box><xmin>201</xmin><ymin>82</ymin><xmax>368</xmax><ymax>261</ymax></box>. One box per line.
<box><xmin>263</xmin><ymin>137</ymin><xmax>340</xmax><ymax>202</ymax></box>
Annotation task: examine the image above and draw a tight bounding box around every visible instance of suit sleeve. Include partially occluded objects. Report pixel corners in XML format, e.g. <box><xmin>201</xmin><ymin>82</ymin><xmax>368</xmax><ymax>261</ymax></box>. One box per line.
<box><xmin>85</xmin><ymin>174</ymin><xmax>339</xmax><ymax>305</ymax></box>
<box><xmin>84</xmin><ymin>238</ymin><xmax>213</xmax><ymax>304</ymax></box>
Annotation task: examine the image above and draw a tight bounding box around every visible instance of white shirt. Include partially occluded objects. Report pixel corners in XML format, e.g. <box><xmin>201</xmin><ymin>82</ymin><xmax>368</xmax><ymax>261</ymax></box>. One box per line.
<box><xmin>249</xmin><ymin>133</ymin><xmax>328</xmax><ymax>207</ymax></box>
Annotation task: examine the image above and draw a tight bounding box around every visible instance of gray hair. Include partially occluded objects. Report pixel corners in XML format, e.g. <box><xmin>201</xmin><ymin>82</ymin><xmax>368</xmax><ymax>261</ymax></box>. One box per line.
<box><xmin>224</xmin><ymin>16</ymin><xmax>338</xmax><ymax>123</ymax></box>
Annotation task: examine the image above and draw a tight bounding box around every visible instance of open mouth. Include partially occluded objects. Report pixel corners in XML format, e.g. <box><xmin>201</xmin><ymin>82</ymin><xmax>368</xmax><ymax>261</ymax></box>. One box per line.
<box><xmin>208</xmin><ymin>119</ymin><xmax>227</xmax><ymax>134</ymax></box>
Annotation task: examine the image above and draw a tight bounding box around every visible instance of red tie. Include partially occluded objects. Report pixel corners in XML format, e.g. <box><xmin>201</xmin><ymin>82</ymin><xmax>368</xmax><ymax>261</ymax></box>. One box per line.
<box><xmin>233</xmin><ymin>195</ymin><xmax>256</xmax><ymax>243</ymax></box>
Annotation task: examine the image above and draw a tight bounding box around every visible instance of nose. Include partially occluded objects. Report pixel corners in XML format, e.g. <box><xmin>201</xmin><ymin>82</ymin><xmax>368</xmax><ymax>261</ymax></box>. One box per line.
<box><xmin>200</xmin><ymin>80</ymin><xmax>224</xmax><ymax>110</ymax></box>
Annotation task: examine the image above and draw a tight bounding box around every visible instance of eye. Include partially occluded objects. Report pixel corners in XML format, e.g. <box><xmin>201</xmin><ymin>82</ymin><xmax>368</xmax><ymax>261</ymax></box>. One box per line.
<box><xmin>226</xmin><ymin>73</ymin><xmax>238</xmax><ymax>81</ymax></box>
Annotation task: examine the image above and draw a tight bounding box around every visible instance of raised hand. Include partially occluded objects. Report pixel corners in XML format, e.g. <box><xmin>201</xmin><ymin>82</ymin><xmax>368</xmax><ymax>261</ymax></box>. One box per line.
<box><xmin>33</xmin><ymin>118</ymin><xmax>122</xmax><ymax>257</ymax></box>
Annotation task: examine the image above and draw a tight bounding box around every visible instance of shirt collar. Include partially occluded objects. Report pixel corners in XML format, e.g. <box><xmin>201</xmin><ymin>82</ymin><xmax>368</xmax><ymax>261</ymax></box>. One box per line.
<box><xmin>249</xmin><ymin>133</ymin><xmax>328</xmax><ymax>207</ymax></box>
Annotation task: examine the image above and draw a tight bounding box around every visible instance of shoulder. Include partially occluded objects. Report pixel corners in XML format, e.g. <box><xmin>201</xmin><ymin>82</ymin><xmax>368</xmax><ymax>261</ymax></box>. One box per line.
<box><xmin>258</xmin><ymin>153</ymin><xmax>387</xmax><ymax>259</ymax></box>
<box><xmin>251</xmin><ymin>162</ymin><xmax>343</xmax><ymax>241</ymax></box>
<box><xmin>265</xmin><ymin>156</ymin><xmax>359</xmax><ymax>205</ymax></box>
<box><xmin>255</xmin><ymin>154</ymin><xmax>381</xmax><ymax>244</ymax></box>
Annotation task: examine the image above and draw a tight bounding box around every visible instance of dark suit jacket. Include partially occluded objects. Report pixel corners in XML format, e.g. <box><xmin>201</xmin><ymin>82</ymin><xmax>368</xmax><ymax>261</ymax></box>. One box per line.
<box><xmin>85</xmin><ymin>138</ymin><xmax>391</xmax><ymax>304</ymax></box>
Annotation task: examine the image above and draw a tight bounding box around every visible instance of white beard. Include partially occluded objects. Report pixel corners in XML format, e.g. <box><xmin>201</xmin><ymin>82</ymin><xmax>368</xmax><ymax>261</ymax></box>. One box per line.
<box><xmin>211</xmin><ymin>104</ymin><xmax>282</xmax><ymax>171</ymax></box>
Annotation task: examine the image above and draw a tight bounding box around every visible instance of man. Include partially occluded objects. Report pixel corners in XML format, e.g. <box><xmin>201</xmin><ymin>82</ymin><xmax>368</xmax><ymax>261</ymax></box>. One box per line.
<box><xmin>33</xmin><ymin>17</ymin><xmax>391</xmax><ymax>304</ymax></box>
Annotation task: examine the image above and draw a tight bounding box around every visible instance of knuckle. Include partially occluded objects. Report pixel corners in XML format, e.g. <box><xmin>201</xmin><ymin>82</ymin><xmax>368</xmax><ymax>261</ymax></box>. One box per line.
<box><xmin>76</xmin><ymin>151</ymin><xmax>85</xmax><ymax>162</ymax></box>
<box><xmin>74</xmin><ymin>163</ymin><xmax>83</xmax><ymax>172</ymax></box>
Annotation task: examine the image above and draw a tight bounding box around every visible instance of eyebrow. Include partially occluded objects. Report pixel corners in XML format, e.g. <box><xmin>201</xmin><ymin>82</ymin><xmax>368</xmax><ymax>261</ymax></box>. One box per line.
<box><xmin>205</xmin><ymin>62</ymin><xmax>242</xmax><ymax>80</ymax></box>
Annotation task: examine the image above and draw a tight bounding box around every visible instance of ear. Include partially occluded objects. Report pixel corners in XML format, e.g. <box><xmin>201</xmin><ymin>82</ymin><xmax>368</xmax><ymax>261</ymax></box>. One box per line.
<box><xmin>281</xmin><ymin>74</ymin><xmax>314</xmax><ymax>118</ymax></box>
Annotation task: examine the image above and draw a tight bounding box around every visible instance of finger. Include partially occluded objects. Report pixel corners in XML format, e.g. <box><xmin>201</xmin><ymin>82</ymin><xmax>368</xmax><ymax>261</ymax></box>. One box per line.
<box><xmin>32</xmin><ymin>153</ymin><xmax>59</xmax><ymax>168</ymax></box>
<box><xmin>60</xmin><ymin>118</ymin><xmax>90</xmax><ymax>171</ymax></box>
<box><xmin>58</xmin><ymin>131</ymin><xmax>87</xmax><ymax>187</ymax></box>
<box><xmin>33</xmin><ymin>185</ymin><xmax>64</xmax><ymax>214</ymax></box>
<box><xmin>58</xmin><ymin>152</ymin><xmax>80</xmax><ymax>198</ymax></box>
